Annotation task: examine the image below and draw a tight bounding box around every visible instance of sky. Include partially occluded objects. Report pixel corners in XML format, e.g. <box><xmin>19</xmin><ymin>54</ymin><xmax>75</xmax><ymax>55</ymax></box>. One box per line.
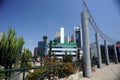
<box><xmin>0</xmin><ymin>0</ymin><xmax>120</xmax><ymax>52</ymax></box>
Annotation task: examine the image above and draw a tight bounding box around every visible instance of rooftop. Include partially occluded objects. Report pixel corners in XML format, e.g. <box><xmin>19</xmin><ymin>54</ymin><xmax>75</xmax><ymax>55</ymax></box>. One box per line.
<box><xmin>50</xmin><ymin>41</ymin><xmax>77</xmax><ymax>47</ymax></box>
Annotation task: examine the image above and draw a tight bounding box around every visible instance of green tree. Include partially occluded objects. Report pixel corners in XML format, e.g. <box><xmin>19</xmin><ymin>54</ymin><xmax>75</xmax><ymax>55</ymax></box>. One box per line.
<box><xmin>21</xmin><ymin>48</ymin><xmax>32</xmax><ymax>68</ymax></box>
<box><xmin>0</xmin><ymin>27</ymin><xmax>24</xmax><ymax>78</ymax></box>
<box><xmin>14</xmin><ymin>37</ymin><xmax>24</xmax><ymax>68</ymax></box>
<box><xmin>63</xmin><ymin>51</ymin><xmax>73</xmax><ymax>62</ymax></box>
<box><xmin>52</xmin><ymin>53</ymin><xmax>57</xmax><ymax>62</ymax></box>
<box><xmin>0</xmin><ymin>33</ymin><xmax>7</xmax><ymax>67</ymax></box>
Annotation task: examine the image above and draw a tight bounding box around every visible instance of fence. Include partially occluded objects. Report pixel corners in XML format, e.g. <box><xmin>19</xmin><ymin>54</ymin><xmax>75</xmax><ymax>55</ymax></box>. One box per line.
<box><xmin>0</xmin><ymin>64</ymin><xmax>63</xmax><ymax>80</ymax></box>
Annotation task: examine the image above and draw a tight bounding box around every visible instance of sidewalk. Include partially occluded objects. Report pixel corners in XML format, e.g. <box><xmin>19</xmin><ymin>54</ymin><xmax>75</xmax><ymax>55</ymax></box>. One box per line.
<box><xmin>82</xmin><ymin>63</ymin><xmax>120</xmax><ymax>80</ymax></box>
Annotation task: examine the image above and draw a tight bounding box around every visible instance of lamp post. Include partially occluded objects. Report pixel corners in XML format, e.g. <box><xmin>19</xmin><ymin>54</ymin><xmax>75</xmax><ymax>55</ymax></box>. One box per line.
<box><xmin>49</xmin><ymin>40</ymin><xmax>52</xmax><ymax>61</ymax></box>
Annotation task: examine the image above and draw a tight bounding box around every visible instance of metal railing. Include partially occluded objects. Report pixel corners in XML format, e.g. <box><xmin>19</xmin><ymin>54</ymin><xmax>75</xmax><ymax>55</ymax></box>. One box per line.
<box><xmin>0</xmin><ymin>64</ymin><xmax>63</xmax><ymax>80</ymax></box>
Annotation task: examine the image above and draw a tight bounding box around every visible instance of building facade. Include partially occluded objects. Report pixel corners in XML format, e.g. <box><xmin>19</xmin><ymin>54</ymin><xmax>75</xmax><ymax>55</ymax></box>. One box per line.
<box><xmin>60</xmin><ymin>27</ymin><xmax>64</xmax><ymax>43</ymax></box>
<box><xmin>54</xmin><ymin>32</ymin><xmax>60</xmax><ymax>43</ymax></box>
<box><xmin>34</xmin><ymin>47</ymin><xmax>39</xmax><ymax>57</ymax></box>
<box><xmin>38</xmin><ymin>41</ymin><xmax>47</xmax><ymax>56</ymax></box>
<box><xmin>73</xmin><ymin>26</ymin><xmax>82</xmax><ymax>48</ymax></box>
<box><xmin>52</xmin><ymin>27</ymin><xmax>83</xmax><ymax>61</ymax></box>
<box><xmin>48</xmin><ymin>43</ymin><xmax>83</xmax><ymax>61</ymax></box>
<box><xmin>64</xmin><ymin>36</ymin><xmax>69</xmax><ymax>43</ymax></box>
<box><xmin>34</xmin><ymin>27</ymin><xmax>83</xmax><ymax>61</ymax></box>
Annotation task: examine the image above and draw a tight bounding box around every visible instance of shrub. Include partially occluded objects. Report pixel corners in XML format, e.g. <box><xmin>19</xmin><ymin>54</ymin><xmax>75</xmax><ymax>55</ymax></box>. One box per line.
<box><xmin>26</xmin><ymin>68</ymin><xmax>48</xmax><ymax>80</ymax></box>
<box><xmin>26</xmin><ymin>61</ymin><xmax>32</xmax><ymax>67</ymax></box>
<box><xmin>58</xmin><ymin>62</ymin><xmax>76</xmax><ymax>78</ymax></box>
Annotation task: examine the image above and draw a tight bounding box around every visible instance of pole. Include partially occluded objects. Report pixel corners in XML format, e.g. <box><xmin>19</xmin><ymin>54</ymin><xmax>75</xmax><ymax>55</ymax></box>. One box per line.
<box><xmin>114</xmin><ymin>44</ymin><xmax>118</xmax><ymax>64</ymax></box>
<box><xmin>77</xmin><ymin>48</ymin><xmax>80</xmax><ymax>66</ymax></box>
<box><xmin>49</xmin><ymin>40</ymin><xmax>52</xmax><ymax>61</ymax></box>
<box><xmin>104</xmin><ymin>40</ymin><xmax>109</xmax><ymax>65</ymax></box>
<box><xmin>23</xmin><ymin>71</ymin><xmax>25</xmax><ymax>80</ymax></box>
<box><xmin>81</xmin><ymin>11</ymin><xmax>91</xmax><ymax>77</ymax></box>
<box><xmin>95</xmin><ymin>32</ymin><xmax>102</xmax><ymax>68</ymax></box>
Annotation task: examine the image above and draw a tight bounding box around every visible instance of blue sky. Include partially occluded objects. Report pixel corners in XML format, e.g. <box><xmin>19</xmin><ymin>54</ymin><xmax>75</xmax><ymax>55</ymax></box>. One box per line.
<box><xmin>0</xmin><ymin>0</ymin><xmax>120</xmax><ymax>52</ymax></box>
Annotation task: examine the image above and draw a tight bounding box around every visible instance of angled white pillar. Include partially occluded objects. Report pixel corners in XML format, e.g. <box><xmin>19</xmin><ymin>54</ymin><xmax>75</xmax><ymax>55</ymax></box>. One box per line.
<box><xmin>114</xmin><ymin>44</ymin><xmax>118</xmax><ymax>64</ymax></box>
<box><xmin>95</xmin><ymin>32</ymin><xmax>102</xmax><ymax>68</ymax></box>
<box><xmin>104</xmin><ymin>40</ymin><xmax>109</xmax><ymax>65</ymax></box>
<box><xmin>81</xmin><ymin>12</ymin><xmax>91</xmax><ymax>78</ymax></box>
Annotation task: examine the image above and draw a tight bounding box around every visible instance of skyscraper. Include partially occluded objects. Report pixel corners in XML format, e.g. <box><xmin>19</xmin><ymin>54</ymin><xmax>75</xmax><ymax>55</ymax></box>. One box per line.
<box><xmin>54</xmin><ymin>32</ymin><xmax>60</xmax><ymax>43</ymax></box>
<box><xmin>64</xmin><ymin>35</ymin><xmax>69</xmax><ymax>43</ymax></box>
<box><xmin>38</xmin><ymin>41</ymin><xmax>46</xmax><ymax>56</ymax></box>
<box><xmin>73</xmin><ymin>26</ymin><xmax>82</xmax><ymax>48</ymax></box>
<box><xmin>54</xmin><ymin>28</ymin><xmax>65</xmax><ymax>44</ymax></box>
<box><xmin>34</xmin><ymin>47</ymin><xmax>39</xmax><ymax>57</ymax></box>
<box><xmin>60</xmin><ymin>27</ymin><xmax>64</xmax><ymax>43</ymax></box>
<box><xmin>73</xmin><ymin>27</ymin><xmax>79</xmax><ymax>43</ymax></box>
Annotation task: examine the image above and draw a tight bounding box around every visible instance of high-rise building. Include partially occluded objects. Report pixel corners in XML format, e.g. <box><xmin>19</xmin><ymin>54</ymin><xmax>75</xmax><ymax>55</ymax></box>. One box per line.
<box><xmin>47</xmin><ymin>27</ymin><xmax>83</xmax><ymax>61</ymax></box>
<box><xmin>54</xmin><ymin>32</ymin><xmax>60</xmax><ymax>43</ymax></box>
<box><xmin>73</xmin><ymin>27</ymin><xmax>79</xmax><ymax>43</ymax></box>
<box><xmin>64</xmin><ymin>36</ymin><xmax>69</xmax><ymax>43</ymax></box>
<box><xmin>60</xmin><ymin>27</ymin><xmax>64</xmax><ymax>43</ymax></box>
<box><xmin>73</xmin><ymin>26</ymin><xmax>82</xmax><ymax>48</ymax></box>
<box><xmin>70</xmin><ymin>33</ymin><xmax>74</xmax><ymax>42</ymax></box>
<box><xmin>38</xmin><ymin>41</ymin><xmax>46</xmax><ymax>56</ymax></box>
<box><xmin>54</xmin><ymin>28</ymin><xmax>65</xmax><ymax>44</ymax></box>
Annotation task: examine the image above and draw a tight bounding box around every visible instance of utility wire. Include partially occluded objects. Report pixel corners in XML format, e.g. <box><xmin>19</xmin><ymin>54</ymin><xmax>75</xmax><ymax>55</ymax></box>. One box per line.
<box><xmin>82</xmin><ymin>0</ymin><xmax>116</xmax><ymax>43</ymax></box>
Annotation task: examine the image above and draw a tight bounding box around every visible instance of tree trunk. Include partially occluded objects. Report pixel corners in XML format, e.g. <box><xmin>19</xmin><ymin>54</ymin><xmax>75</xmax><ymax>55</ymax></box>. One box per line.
<box><xmin>8</xmin><ymin>64</ymin><xmax>12</xmax><ymax>78</ymax></box>
<box><xmin>5</xmin><ymin>64</ymin><xmax>8</xmax><ymax>80</ymax></box>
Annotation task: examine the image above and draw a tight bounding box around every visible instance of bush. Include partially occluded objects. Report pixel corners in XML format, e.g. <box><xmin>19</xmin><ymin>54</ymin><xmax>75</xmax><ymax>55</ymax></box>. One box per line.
<box><xmin>26</xmin><ymin>59</ymin><xmax>77</xmax><ymax>79</ymax></box>
<box><xmin>26</xmin><ymin>68</ymin><xmax>48</xmax><ymax>80</ymax></box>
<box><xmin>26</xmin><ymin>61</ymin><xmax>32</xmax><ymax>67</ymax></box>
<box><xmin>58</xmin><ymin>62</ymin><xmax>76</xmax><ymax>78</ymax></box>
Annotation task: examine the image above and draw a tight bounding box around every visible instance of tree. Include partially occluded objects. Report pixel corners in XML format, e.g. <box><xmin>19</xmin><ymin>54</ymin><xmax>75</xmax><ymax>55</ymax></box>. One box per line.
<box><xmin>0</xmin><ymin>33</ymin><xmax>7</xmax><ymax>67</ymax></box>
<box><xmin>63</xmin><ymin>51</ymin><xmax>73</xmax><ymax>62</ymax></box>
<box><xmin>0</xmin><ymin>27</ymin><xmax>24</xmax><ymax>78</ymax></box>
<box><xmin>52</xmin><ymin>53</ymin><xmax>57</xmax><ymax>62</ymax></box>
<box><xmin>53</xmin><ymin>39</ymin><xmax>57</xmax><ymax>46</ymax></box>
<box><xmin>21</xmin><ymin>48</ymin><xmax>32</xmax><ymax>68</ymax></box>
<box><xmin>14</xmin><ymin>37</ymin><xmax>24</xmax><ymax>68</ymax></box>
